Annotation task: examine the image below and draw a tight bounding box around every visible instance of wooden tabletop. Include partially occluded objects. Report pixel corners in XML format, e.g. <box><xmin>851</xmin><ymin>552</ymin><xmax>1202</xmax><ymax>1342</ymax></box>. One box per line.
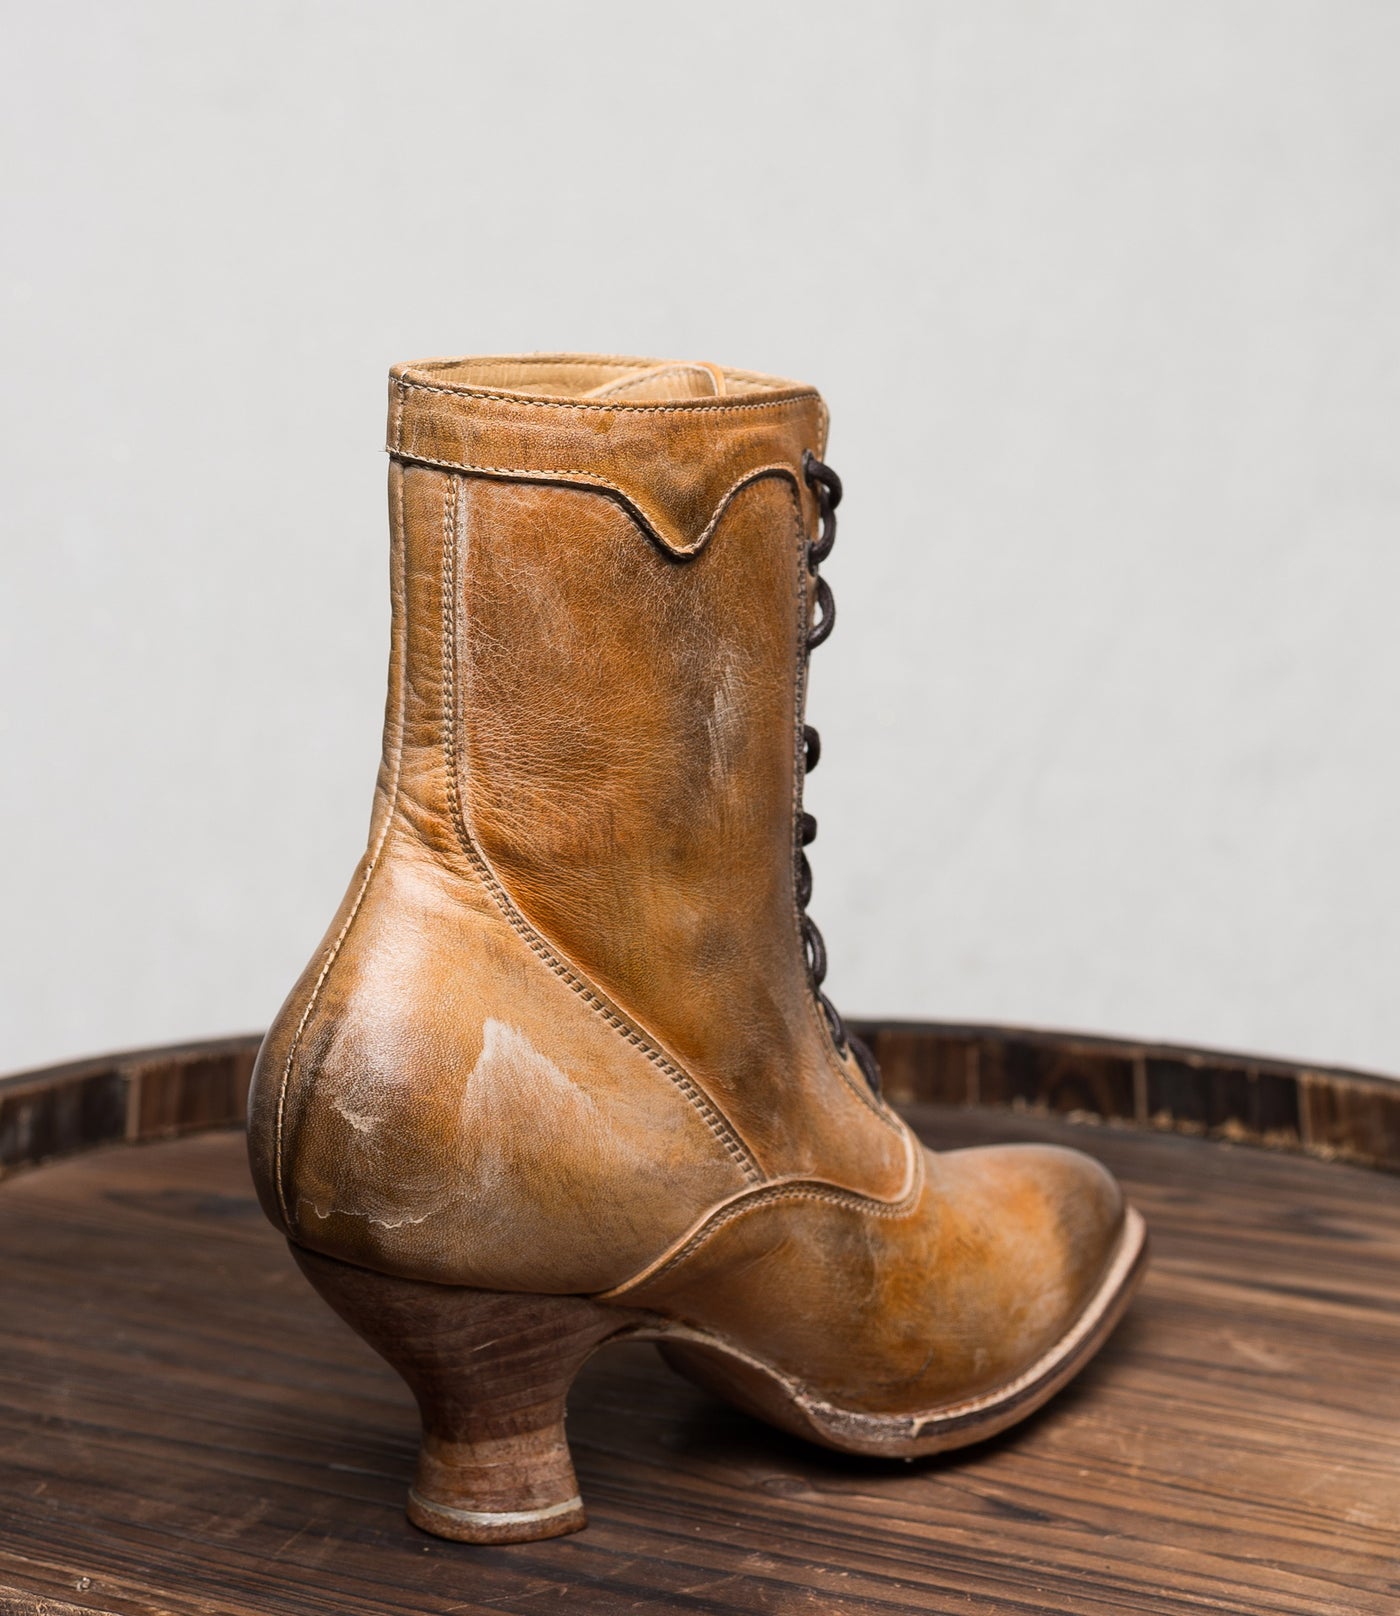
<box><xmin>0</xmin><ymin>1087</ymin><xmax>1396</xmax><ymax>1615</ymax></box>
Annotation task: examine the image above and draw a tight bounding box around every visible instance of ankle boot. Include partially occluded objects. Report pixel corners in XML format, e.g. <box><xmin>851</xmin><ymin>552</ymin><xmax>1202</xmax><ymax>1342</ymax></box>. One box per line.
<box><xmin>247</xmin><ymin>354</ymin><xmax>1146</xmax><ymax>1545</ymax></box>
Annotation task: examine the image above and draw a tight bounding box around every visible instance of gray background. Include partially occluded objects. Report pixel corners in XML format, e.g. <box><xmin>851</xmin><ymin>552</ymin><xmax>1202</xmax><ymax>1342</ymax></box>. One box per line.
<box><xmin>3</xmin><ymin>2</ymin><xmax>1398</xmax><ymax>1076</ymax></box>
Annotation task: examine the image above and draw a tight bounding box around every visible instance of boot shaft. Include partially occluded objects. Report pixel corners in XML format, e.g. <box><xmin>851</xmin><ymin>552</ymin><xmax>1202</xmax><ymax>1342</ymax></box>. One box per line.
<box><xmin>250</xmin><ymin>357</ymin><xmax>909</xmax><ymax>1293</ymax></box>
<box><xmin>388</xmin><ymin>358</ymin><xmax>837</xmax><ymax>1109</ymax></box>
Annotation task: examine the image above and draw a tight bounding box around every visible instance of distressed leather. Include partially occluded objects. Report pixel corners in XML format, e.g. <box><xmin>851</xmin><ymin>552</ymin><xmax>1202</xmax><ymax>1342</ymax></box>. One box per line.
<box><xmin>247</xmin><ymin>355</ymin><xmax>1125</xmax><ymax>1408</ymax></box>
<box><xmin>608</xmin><ymin>1142</ymin><xmax>1123</xmax><ymax>1414</ymax></box>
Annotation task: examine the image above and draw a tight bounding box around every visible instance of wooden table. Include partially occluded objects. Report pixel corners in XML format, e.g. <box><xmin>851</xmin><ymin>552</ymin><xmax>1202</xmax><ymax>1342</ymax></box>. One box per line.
<box><xmin>0</xmin><ymin>1027</ymin><xmax>1397</xmax><ymax>1615</ymax></box>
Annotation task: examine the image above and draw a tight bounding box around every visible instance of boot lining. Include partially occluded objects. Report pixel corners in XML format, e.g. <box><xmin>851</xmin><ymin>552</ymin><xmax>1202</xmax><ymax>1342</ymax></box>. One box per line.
<box><xmin>402</xmin><ymin>355</ymin><xmax>806</xmax><ymax>403</ymax></box>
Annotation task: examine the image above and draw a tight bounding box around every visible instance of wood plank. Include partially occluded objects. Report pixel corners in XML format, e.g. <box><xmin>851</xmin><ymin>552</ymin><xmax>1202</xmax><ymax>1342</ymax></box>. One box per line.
<box><xmin>0</xmin><ymin>1039</ymin><xmax>258</xmax><ymax>1180</ymax></box>
<box><xmin>0</xmin><ymin>1109</ymin><xmax>1395</xmax><ymax>1614</ymax></box>
<box><xmin>6</xmin><ymin>1026</ymin><xmax>1400</xmax><ymax>1176</ymax></box>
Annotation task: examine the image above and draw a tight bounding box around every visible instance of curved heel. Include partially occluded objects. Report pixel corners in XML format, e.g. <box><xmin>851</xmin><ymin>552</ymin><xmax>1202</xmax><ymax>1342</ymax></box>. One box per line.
<box><xmin>291</xmin><ymin>1244</ymin><xmax>635</xmax><ymax>1544</ymax></box>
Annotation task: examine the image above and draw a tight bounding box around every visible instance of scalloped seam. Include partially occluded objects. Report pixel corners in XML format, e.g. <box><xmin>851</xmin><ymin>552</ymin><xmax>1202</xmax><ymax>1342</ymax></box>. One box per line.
<box><xmin>388</xmin><ymin>447</ymin><xmax>802</xmax><ymax>561</ymax></box>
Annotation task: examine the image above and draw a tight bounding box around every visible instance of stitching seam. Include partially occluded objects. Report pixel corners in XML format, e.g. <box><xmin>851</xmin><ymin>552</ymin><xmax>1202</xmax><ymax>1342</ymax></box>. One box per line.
<box><xmin>439</xmin><ymin>475</ymin><xmax>762</xmax><ymax>1186</ymax></box>
<box><xmin>603</xmin><ymin>1174</ymin><xmax>924</xmax><ymax>1298</ymax></box>
<box><xmin>393</xmin><ymin>376</ymin><xmax>819</xmax><ymax>415</ymax></box>
<box><xmin>413</xmin><ymin>355</ymin><xmax>787</xmax><ymax>378</ymax></box>
<box><xmin>272</xmin><ymin>469</ymin><xmax>409</xmax><ymax>1232</ymax></box>
<box><xmin>406</xmin><ymin>358</ymin><xmax>793</xmax><ymax>396</ymax></box>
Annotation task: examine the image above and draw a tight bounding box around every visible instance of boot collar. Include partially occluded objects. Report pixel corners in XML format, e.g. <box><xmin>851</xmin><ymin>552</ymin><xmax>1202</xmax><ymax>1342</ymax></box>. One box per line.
<box><xmin>387</xmin><ymin>353</ymin><xmax>827</xmax><ymax>558</ymax></box>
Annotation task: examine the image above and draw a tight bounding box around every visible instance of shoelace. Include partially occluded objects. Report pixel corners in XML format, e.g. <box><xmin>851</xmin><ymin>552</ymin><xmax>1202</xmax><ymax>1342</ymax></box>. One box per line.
<box><xmin>799</xmin><ymin>451</ymin><xmax>882</xmax><ymax>1096</ymax></box>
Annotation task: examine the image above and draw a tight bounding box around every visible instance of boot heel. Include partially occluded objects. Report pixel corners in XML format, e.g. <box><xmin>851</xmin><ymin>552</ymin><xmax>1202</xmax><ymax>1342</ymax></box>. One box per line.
<box><xmin>291</xmin><ymin>1243</ymin><xmax>633</xmax><ymax>1544</ymax></box>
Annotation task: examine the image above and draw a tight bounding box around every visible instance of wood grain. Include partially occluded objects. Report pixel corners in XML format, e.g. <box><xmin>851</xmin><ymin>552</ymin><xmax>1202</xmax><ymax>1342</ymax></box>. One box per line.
<box><xmin>0</xmin><ymin>1106</ymin><xmax>1395</xmax><ymax>1615</ymax></box>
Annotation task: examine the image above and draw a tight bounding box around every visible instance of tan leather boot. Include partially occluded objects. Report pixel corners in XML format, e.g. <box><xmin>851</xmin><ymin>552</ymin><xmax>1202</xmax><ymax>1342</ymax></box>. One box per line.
<box><xmin>247</xmin><ymin>354</ymin><xmax>1146</xmax><ymax>1545</ymax></box>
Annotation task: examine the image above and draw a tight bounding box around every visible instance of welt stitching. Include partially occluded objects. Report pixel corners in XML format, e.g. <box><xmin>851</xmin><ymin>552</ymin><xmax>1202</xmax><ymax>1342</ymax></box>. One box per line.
<box><xmin>272</xmin><ymin>469</ymin><xmax>409</xmax><ymax>1232</ymax></box>
<box><xmin>394</xmin><ymin>376</ymin><xmax>819</xmax><ymax>415</ymax></box>
<box><xmin>439</xmin><ymin>474</ymin><xmax>762</xmax><ymax>1185</ymax></box>
<box><xmin>785</xmin><ymin>479</ymin><xmax>897</xmax><ymax>1128</ymax></box>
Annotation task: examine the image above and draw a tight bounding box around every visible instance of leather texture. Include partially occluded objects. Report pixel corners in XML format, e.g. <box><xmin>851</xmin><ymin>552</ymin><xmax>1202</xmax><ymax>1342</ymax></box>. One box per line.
<box><xmin>247</xmin><ymin>354</ymin><xmax>1126</xmax><ymax>1411</ymax></box>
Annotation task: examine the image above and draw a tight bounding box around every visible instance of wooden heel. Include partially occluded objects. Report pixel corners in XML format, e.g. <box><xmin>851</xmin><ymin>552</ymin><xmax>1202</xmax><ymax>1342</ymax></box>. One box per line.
<box><xmin>290</xmin><ymin>1244</ymin><xmax>635</xmax><ymax>1544</ymax></box>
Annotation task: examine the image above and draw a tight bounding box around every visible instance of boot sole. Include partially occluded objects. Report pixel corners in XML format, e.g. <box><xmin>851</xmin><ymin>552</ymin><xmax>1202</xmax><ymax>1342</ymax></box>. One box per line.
<box><xmin>292</xmin><ymin>1203</ymin><xmax>1146</xmax><ymax>1544</ymax></box>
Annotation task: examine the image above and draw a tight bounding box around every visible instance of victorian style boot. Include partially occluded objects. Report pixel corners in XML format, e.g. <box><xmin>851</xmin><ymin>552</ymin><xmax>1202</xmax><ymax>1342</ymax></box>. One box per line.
<box><xmin>248</xmin><ymin>355</ymin><xmax>1146</xmax><ymax>1545</ymax></box>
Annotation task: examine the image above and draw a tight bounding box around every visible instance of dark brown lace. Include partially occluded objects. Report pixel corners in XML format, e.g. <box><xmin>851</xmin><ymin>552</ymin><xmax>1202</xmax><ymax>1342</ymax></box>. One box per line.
<box><xmin>799</xmin><ymin>452</ymin><xmax>882</xmax><ymax>1096</ymax></box>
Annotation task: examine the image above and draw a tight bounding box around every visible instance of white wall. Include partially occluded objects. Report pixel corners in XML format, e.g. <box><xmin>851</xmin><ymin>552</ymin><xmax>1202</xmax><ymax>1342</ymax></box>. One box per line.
<box><xmin>3</xmin><ymin>1</ymin><xmax>1398</xmax><ymax>1076</ymax></box>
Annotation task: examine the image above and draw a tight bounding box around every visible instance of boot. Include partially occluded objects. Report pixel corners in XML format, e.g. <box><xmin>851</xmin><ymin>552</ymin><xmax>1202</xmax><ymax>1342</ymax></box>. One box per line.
<box><xmin>247</xmin><ymin>354</ymin><xmax>1146</xmax><ymax>1546</ymax></box>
